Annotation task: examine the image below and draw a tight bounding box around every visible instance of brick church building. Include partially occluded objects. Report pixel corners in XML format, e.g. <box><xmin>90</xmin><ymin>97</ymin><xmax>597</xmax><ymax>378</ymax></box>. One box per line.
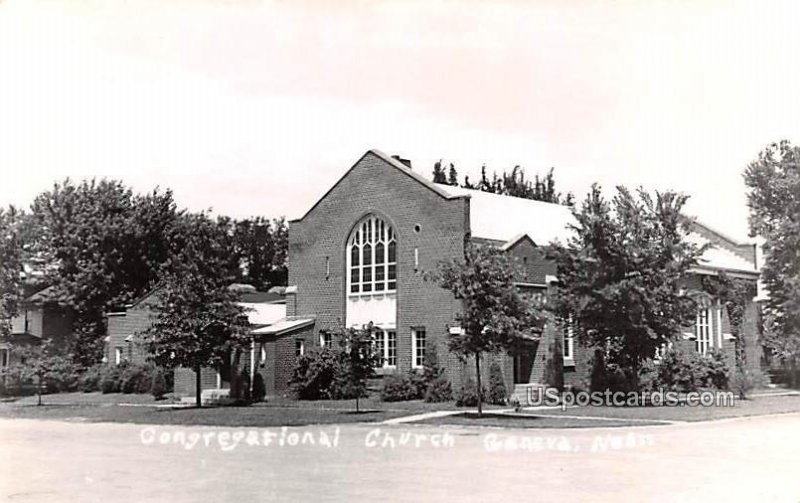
<box><xmin>106</xmin><ymin>149</ymin><xmax>762</xmax><ymax>400</ymax></box>
<box><xmin>261</xmin><ymin>149</ymin><xmax>762</xmax><ymax>397</ymax></box>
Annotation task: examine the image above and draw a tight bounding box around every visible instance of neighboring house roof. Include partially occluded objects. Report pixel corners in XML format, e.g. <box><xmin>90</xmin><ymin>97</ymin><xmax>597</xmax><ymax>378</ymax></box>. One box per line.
<box><xmin>435</xmin><ymin>183</ymin><xmax>758</xmax><ymax>276</ymax></box>
<box><xmin>239</xmin><ymin>291</ymin><xmax>285</xmax><ymax>304</ymax></box>
<box><xmin>22</xmin><ymin>285</ymin><xmax>61</xmax><ymax>305</ymax></box>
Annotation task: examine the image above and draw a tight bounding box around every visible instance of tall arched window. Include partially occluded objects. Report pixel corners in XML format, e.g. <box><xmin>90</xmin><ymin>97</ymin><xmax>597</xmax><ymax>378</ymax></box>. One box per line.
<box><xmin>347</xmin><ymin>215</ymin><xmax>397</xmax><ymax>295</ymax></box>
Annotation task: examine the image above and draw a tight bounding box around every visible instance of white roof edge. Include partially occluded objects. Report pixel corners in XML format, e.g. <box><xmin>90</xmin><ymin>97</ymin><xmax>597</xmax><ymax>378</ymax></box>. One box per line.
<box><xmin>251</xmin><ymin>317</ymin><xmax>315</xmax><ymax>336</ymax></box>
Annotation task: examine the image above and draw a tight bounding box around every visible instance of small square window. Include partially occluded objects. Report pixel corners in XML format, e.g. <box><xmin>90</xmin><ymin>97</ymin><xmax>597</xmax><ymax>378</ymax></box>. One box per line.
<box><xmin>295</xmin><ymin>339</ymin><xmax>305</xmax><ymax>357</ymax></box>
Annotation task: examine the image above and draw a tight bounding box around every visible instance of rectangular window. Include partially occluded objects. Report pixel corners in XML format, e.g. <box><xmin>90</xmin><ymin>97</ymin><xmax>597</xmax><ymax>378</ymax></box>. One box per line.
<box><xmin>362</xmin><ymin>266</ymin><xmax>372</xmax><ymax>292</ymax></box>
<box><xmin>563</xmin><ymin>315</ymin><xmax>574</xmax><ymax>362</ymax></box>
<box><xmin>387</xmin><ymin>331</ymin><xmax>397</xmax><ymax>367</ymax></box>
<box><xmin>374</xmin><ymin>330</ymin><xmax>385</xmax><ymax>366</ymax></box>
<box><xmin>0</xmin><ymin>348</ymin><xmax>8</xmax><ymax>368</ymax></box>
<box><xmin>115</xmin><ymin>347</ymin><xmax>123</xmax><ymax>365</ymax></box>
<box><xmin>696</xmin><ymin>308</ymin><xmax>711</xmax><ymax>355</ymax></box>
<box><xmin>320</xmin><ymin>331</ymin><xmax>332</xmax><ymax>348</ymax></box>
<box><xmin>260</xmin><ymin>345</ymin><xmax>267</xmax><ymax>364</ymax></box>
<box><xmin>372</xmin><ymin>330</ymin><xmax>396</xmax><ymax>368</ymax></box>
<box><xmin>412</xmin><ymin>328</ymin><xmax>426</xmax><ymax>368</ymax></box>
<box><xmin>295</xmin><ymin>339</ymin><xmax>305</xmax><ymax>357</ymax></box>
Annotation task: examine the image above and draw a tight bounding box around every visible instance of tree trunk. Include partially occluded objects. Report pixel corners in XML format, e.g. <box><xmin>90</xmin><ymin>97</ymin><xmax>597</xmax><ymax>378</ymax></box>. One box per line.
<box><xmin>195</xmin><ymin>364</ymin><xmax>202</xmax><ymax>408</ymax></box>
<box><xmin>37</xmin><ymin>376</ymin><xmax>42</xmax><ymax>407</ymax></box>
<box><xmin>356</xmin><ymin>395</ymin><xmax>360</xmax><ymax>413</ymax></box>
<box><xmin>475</xmin><ymin>352</ymin><xmax>483</xmax><ymax>417</ymax></box>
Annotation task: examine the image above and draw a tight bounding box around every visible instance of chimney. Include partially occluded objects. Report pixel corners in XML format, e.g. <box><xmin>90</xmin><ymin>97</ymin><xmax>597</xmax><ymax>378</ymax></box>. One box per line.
<box><xmin>391</xmin><ymin>155</ymin><xmax>412</xmax><ymax>169</ymax></box>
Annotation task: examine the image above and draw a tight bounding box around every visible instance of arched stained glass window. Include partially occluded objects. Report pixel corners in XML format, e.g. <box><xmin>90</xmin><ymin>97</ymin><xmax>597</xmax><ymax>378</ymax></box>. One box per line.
<box><xmin>347</xmin><ymin>215</ymin><xmax>397</xmax><ymax>295</ymax></box>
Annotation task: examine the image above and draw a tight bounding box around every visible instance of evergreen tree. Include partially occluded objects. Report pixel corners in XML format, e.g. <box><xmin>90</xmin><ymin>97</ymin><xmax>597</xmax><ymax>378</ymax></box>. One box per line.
<box><xmin>447</xmin><ymin>163</ymin><xmax>459</xmax><ymax>186</ymax></box>
<box><xmin>432</xmin><ymin>160</ymin><xmax>447</xmax><ymax>184</ymax></box>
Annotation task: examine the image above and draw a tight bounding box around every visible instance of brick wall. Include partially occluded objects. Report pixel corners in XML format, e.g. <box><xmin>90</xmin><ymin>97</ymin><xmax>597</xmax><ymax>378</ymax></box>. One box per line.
<box><xmin>174</xmin><ymin>367</ymin><xmax>219</xmax><ymax>397</ymax></box>
<box><xmin>106</xmin><ymin>303</ymin><xmax>154</xmax><ymax>366</ymax></box>
<box><xmin>289</xmin><ymin>151</ymin><xmax>470</xmax><ymax>388</ymax></box>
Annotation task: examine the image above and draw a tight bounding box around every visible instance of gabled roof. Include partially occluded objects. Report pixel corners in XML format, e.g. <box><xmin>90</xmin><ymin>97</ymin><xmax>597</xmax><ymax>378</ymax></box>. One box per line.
<box><xmin>23</xmin><ymin>286</ymin><xmax>60</xmax><ymax>304</ymax></box>
<box><xmin>435</xmin><ymin>183</ymin><xmax>757</xmax><ymax>275</ymax></box>
<box><xmin>436</xmin><ymin>184</ymin><xmax>575</xmax><ymax>246</ymax></box>
<box><xmin>293</xmin><ymin>149</ymin><xmax>465</xmax><ymax>223</ymax></box>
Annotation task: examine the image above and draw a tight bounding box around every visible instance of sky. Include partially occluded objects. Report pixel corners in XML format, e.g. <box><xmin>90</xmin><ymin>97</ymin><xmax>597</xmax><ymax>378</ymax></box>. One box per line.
<box><xmin>2</xmin><ymin>0</ymin><xmax>799</xmax><ymax>242</ymax></box>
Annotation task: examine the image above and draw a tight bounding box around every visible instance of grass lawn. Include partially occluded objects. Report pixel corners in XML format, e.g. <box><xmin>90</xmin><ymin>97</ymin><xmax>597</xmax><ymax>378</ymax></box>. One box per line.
<box><xmin>414</xmin><ymin>412</ymin><xmax>657</xmax><ymax>429</ymax></box>
<box><xmin>522</xmin><ymin>392</ymin><xmax>800</xmax><ymax>423</ymax></box>
<box><xmin>0</xmin><ymin>392</ymin><xmax>414</xmax><ymax>427</ymax></box>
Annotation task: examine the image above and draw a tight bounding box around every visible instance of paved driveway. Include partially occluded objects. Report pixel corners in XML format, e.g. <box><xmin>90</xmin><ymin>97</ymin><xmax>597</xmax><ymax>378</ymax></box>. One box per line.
<box><xmin>1</xmin><ymin>413</ymin><xmax>798</xmax><ymax>502</ymax></box>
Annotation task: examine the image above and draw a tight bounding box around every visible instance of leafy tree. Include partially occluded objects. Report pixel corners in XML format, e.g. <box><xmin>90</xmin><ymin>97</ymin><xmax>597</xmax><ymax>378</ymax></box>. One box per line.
<box><xmin>431</xmin><ymin>245</ymin><xmax>541</xmax><ymax>415</ymax></box>
<box><xmin>2</xmin><ymin>340</ymin><xmax>68</xmax><ymax>405</ymax></box>
<box><xmin>230</xmin><ymin>216</ymin><xmax>288</xmax><ymax>290</ymax></box>
<box><xmin>0</xmin><ymin>206</ymin><xmax>25</xmax><ymax>337</ymax></box>
<box><xmin>28</xmin><ymin>179</ymin><xmax>178</xmax><ymax>365</ymax></box>
<box><xmin>432</xmin><ymin>160</ymin><xmax>447</xmax><ymax>184</ymax></box>
<box><xmin>143</xmin><ymin>212</ymin><xmax>249</xmax><ymax>407</ymax></box>
<box><xmin>336</xmin><ymin>324</ymin><xmax>382</xmax><ymax>412</ymax></box>
<box><xmin>744</xmin><ymin>140</ymin><xmax>800</xmax><ymax>386</ymax></box>
<box><xmin>550</xmin><ymin>185</ymin><xmax>704</xmax><ymax>390</ymax></box>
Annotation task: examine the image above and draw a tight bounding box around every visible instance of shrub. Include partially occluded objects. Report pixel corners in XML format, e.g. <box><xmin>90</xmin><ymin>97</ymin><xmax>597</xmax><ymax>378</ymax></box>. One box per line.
<box><xmin>290</xmin><ymin>348</ymin><xmax>340</xmax><ymax>400</ymax></box>
<box><xmin>43</xmin><ymin>357</ymin><xmax>81</xmax><ymax>393</ymax></box>
<box><xmin>455</xmin><ymin>378</ymin><xmax>485</xmax><ymax>407</ymax></box>
<box><xmin>120</xmin><ymin>363</ymin><xmax>155</xmax><ymax>394</ymax></box>
<box><xmin>637</xmin><ymin>359</ymin><xmax>659</xmax><ymax>393</ymax></box>
<box><xmin>150</xmin><ymin>367</ymin><xmax>168</xmax><ymax>400</ymax></box>
<box><xmin>487</xmin><ymin>362</ymin><xmax>507</xmax><ymax>405</ymax></box>
<box><xmin>227</xmin><ymin>369</ymin><xmax>252</xmax><ymax>405</ymax></box>
<box><xmin>252</xmin><ymin>372</ymin><xmax>266</xmax><ymax>402</ymax></box>
<box><xmin>657</xmin><ymin>348</ymin><xmax>731</xmax><ymax>392</ymax></box>
<box><xmin>79</xmin><ymin>365</ymin><xmax>103</xmax><ymax>392</ymax></box>
<box><xmin>731</xmin><ymin>367</ymin><xmax>769</xmax><ymax>399</ymax></box>
<box><xmin>381</xmin><ymin>372</ymin><xmax>425</xmax><ymax>402</ymax></box>
<box><xmin>239</xmin><ymin>370</ymin><xmax>251</xmax><ymax>403</ymax></box>
<box><xmin>100</xmin><ymin>364</ymin><xmax>125</xmax><ymax>393</ymax></box>
<box><xmin>424</xmin><ymin>375</ymin><xmax>453</xmax><ymax>403</ymax></box>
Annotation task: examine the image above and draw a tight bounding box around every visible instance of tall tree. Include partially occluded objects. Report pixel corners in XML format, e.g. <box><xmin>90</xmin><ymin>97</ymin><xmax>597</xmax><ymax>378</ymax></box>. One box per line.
<box><xmin>143</xmin><ymin>212</ymin><xmax>249</xmax><ymax>407</ymax></box>
<box><xmin>744</xmin><ymin>140</ymin><xmax>800</xmax><ymax>386</ymax></box>
<box><xmin>0</xmin><ymin>207</ymin><xmax>25</xmax><ymax>337</ymax></box>
<box><xmin>447</xmin><ymin>163</ymin><xmax>459</xmax><ymax>186</ymax></box>
<box><xmin>432</xmin><ymin>160</ymin><xmax>447</xmax><ymax>184</ymax></box>
<box><xmin>431</xmin><ymin>245</ymin><xmax>541</xmax><ymax>415</ymax></box>
<box><xmin>215</xmin><ymin>216</ymin><xmax>289</xmax><ymax>290</ymax></box>
<box><xmin>28</xmin><ymin>179</ymin><xmax>178</xmax><ymax>365</ymax></box>
<box><xmin>550</xmin><ymin>185</ymin><xmax>704</xmax><ymax>390</ymax></box>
